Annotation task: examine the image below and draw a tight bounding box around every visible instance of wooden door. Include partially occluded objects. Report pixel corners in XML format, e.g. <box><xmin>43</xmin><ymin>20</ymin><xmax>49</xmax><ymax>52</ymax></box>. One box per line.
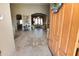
<box><xmin>66</xmin><ymin>4</ymin><xmax>79</xmax><ymax>56</ymax></box>
<box><xmin>48</xmin><ymin>3</ymin><xmax>79</xmax><ymax>56</ymax></box>
<box><xmin>59</xmin><ymin>3</ymin><xmax>73</xmax><ymax>56</ymax></box>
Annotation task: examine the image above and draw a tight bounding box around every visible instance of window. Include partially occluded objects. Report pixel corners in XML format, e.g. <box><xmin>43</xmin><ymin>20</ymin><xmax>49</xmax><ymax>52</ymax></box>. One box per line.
<box><xmin>20</xmin><ymin>20</ymin><xmax>23</xmax><ymax>24</ymax></box>
<box><xmin>33</xmin><ymin>17</ymin><xmax>43</xmax><ymax>25</ymax></box>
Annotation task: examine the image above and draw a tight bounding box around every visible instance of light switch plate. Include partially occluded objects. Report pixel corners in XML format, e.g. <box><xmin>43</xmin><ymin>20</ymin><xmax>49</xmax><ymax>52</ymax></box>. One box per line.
<box><xmin>0</xmin><ymin>15</ymin><xmax>3</xmax><ymax>20</ymax></box>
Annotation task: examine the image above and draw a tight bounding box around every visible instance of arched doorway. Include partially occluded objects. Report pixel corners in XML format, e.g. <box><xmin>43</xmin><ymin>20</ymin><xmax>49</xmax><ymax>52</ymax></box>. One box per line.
<box><xmin>31</xmin><ymin>13</ymin><xmax>46</xmax><ymax>30</ymax></box>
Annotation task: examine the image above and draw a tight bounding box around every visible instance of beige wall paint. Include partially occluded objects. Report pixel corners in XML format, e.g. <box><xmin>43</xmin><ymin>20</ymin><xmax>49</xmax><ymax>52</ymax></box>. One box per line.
<box><xmin>0</xmin><ymin>3</ymin><xmax>15</xmax><ymax>56</ymax></box>
<box><xmin>10</xmin><ymin>3</ymin><xmax>49</xmax><ymax>34</ymax></box>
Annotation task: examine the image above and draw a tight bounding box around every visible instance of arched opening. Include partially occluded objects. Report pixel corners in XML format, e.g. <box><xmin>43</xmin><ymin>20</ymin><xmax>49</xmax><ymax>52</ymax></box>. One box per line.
<box><xmin>31</xmin><ymin>13</ymin><xmax>47</xmax><ymax>30</ymax></box>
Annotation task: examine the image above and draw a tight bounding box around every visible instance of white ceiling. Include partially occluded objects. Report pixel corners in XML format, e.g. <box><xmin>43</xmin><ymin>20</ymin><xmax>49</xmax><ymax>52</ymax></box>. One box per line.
<box><xmin>11</xmin><ymin>3</ymin><xmax>50</xmax><ymax>6</ymax></box>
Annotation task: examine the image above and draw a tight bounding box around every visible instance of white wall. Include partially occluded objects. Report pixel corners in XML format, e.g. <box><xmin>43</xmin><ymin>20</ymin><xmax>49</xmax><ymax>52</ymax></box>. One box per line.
<box><xmin>10</xmin><ymin>3</ymin><xmax>49</xmax><ymax>34</ymax></box>
<box><xmin>0</xmin><ymin>3</ymin><xmax>15</xmax><ymax>56</ymax></box>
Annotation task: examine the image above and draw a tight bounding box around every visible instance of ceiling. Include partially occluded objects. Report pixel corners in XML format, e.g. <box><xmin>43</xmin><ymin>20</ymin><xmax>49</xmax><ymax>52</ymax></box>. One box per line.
<box><xmin>10</xmin><ymin>3</ymin><xmax>50</xmax><ymax>6</ymax></box>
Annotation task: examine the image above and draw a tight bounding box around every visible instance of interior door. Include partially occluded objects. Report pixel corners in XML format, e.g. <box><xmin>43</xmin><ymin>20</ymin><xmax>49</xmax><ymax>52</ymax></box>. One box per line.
<box><xmin>59</xmin><ymin>4</ymin><xmax>73</xmax><ymax>56</ymax></box>
<box><xmin>49</xmin><ymin>3</ymin><xmax>79</xmax><ymax>56</ymax></box>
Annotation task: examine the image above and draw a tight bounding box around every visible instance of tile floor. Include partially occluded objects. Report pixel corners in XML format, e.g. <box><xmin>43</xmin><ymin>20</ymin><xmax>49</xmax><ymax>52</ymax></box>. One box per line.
<box><xmin>14</xmin><ymin>29</ymin><xmax>51</xmax><ymax>56</ymax></box>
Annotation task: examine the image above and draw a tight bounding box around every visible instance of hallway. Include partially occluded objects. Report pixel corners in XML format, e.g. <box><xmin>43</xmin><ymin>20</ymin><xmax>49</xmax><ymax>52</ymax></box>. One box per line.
<box><xmin>14</xmin><ymin>29</ymin><xmax>51</xmax><ymax>56</ymax></box>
